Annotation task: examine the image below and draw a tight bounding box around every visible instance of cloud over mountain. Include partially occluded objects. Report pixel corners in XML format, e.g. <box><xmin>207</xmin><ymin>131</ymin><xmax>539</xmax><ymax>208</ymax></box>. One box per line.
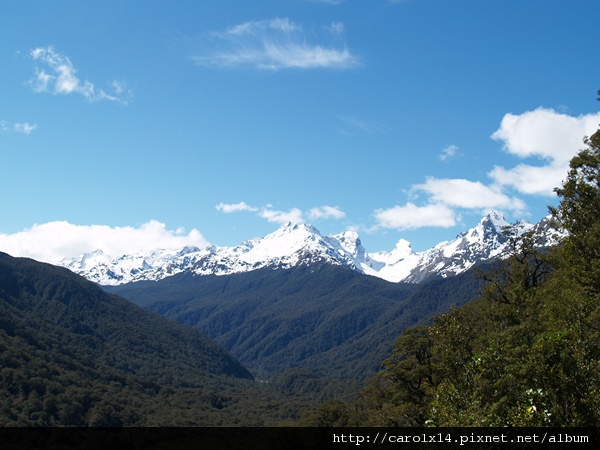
<box><xmin>374</xmin><ymin>108</ymin><xmax>599</xmax><ymax>231</ymax></box>
<box><xmin>217</xmin><ymin>202</ymin><xmax>346</xmax><ymax>225</ymax></box>
<box><xmin>0</xmin><ymin>220</ymin><xmax>208</xmax><ymax>264</ymax></box>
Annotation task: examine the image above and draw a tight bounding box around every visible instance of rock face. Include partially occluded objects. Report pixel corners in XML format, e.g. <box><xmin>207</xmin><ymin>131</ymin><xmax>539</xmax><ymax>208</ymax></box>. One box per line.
<box><xmin>60</xmin><ymin>211</ymin><xmax>560</xmax><ymax>286</ymax></box>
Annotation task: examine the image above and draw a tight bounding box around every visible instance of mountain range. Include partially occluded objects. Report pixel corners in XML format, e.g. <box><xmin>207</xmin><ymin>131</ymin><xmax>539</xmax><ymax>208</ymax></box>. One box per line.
<box><xmin>101</xmin><ymin>211</ymin><xmax>562</xmax><ymax>380</ymax></box>
<box><xmin>107</xmin><ymin>262</ymin><xmax>488</xmax><ymax>380</ymax></box>
<box><xmin>0</xmin><ymin>211</ymin><xmax>565</xmax><ymax>425</ymax></box>
<box><xmin>60</xmin><ymin>211</ymin><xmax>561</xmax><ymax>286</ymax></box>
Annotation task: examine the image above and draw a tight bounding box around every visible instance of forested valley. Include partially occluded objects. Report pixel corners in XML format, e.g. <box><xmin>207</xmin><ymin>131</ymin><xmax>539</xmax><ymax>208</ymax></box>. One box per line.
<box><xmin>1</xmin><ymin>115</ymin><xmax>599</xmax><ymax>427</ymax></box>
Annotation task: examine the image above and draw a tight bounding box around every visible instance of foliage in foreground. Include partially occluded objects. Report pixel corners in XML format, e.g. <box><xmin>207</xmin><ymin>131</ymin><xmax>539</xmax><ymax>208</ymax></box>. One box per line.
<box><xmin>302</xmin><ymin>108</ymin><xmax>600</xmax><ymax>427</ymax></box>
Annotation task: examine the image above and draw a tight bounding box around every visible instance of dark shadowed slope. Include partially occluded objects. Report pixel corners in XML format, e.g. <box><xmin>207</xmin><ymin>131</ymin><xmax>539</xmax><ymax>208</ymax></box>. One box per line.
<box><xmin>109</xmin><ymin>262</ymin><xmax>484</xmax><ymax>379</ymax></box>
<box><xmin>0</xmin><ymin>252</ymin><xmax>256</xmax><ymax>426</ymax></box>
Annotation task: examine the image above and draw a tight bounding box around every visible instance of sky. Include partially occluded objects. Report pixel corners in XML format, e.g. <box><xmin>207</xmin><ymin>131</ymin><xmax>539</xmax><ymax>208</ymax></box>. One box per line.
<box><xmin>1</xmin><ymin>0</ymin><xmax>600</xmax><ymax>263</ymax></box>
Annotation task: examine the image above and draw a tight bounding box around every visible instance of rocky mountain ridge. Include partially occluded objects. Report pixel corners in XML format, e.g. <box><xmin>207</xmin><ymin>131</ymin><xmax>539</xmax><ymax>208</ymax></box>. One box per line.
<box><xmin>60</xmin><ymin>211</ymin><xmax>562</xmax><ymax>286</ymax></box>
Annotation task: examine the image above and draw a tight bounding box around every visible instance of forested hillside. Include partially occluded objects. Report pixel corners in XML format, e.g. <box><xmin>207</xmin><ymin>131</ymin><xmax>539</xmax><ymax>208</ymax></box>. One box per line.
<box><xmin>0</xmin><ymin>253</ymin><xmax>305</xmax><ymax>426</ymax></box>
<box><xmin>108</xmin><ymin>262</ymin><xmax>483</xmax><ymax>380</ymax></box>
<box><xmin>301</xmin><ymin>122</ymin><xmax>600</xmax><ymax>427</ymax></box>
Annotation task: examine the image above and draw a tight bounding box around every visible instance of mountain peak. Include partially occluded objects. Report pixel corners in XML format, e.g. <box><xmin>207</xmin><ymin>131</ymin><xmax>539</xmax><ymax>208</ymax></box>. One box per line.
<box><xmin>59</xmin><ymin>214</ymin><xmax>557</xmax><ymax>286</ymax></box>
<box><xmin>278</xmin><ymin>220</ymin><xmax>298</xmax><ymax>230</ymax></box>
<box><xmin>480</xmin><ymin>210</ymin><xmax>508</xmax><ymax>228</ymax></box>
<box><xmin>332</xmin><ymin>230</ymin><xmax>361</xmax><ymax>246</ymax></box>
<box><xmin>262</xmin><ymin>222</ymin><xmax>323</xmax><ymax>248</ymax></box>
<box><xmin>272</xmin><ymin>221</ymin><xmax>320</xmax><ymax>236</ymax></box>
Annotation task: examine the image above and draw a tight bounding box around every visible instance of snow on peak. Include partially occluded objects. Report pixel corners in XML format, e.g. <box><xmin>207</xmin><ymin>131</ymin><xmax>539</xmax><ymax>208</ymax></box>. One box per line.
<box><xmin>392</xmin><ymin>238</ymin><xmax>413</xmax><ymax>255</ymax></box>
<box><xmin>482</xmin><ymin>209</ymin><xmax>507</xmax><ymax>227</ymax></box>
<box><xmin>245</xmin><ymin>222</ymin><xmax>326</xmax><ymax>260</ymax></box>
<box><xmin>331</xmin><ymin>231</ymin><xmax>362</xmax><ymax>256</ymax></box>
<box><xmin>59</xmin><ymin>213</ymin><xmax>558</xmax><ymax>286</ymax></box>
<box><xmin>271</xmin><ymin>221</ymin><xmax>318</xmax><ymax>236</ymax></box>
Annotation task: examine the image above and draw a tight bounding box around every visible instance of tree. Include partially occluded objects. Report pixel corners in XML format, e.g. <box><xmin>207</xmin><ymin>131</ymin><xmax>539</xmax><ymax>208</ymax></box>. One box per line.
<box><xmin>342</xmin><ymin>94</ymin><xmax>600</xmax><ymax>427</ymax></box>
<box><xmin>550</xmin><ymin>121</ymin><xmax>600</xmax><ymax>294</ymax></box>
<box><xmin>377</xmin><ymin>326</ymin><xmax>435</xmax><ymax>426</ymax></box>
<box><xmin>540</xmin><ymin>111</ymin><xmax>600</xmax><ymax>425</ymax></box>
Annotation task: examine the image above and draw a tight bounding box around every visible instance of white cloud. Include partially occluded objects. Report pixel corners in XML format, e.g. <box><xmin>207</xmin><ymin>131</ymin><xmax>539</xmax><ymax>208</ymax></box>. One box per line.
<box><xmin>28</xmin><ymin>46</ymin><xmax>132</xmax><ymax>103</ymax></box>
<box><xmin>491</xmin><ymin>108</ymin><xmax>599</xmax><ymax>162</ymax></box>
<box><xmin>0</xmin><ymin>220</ymin><xmax>208</xmax><ymax>264</ymax></box>
<box><xmin>191</xmin><ymin>18</ymin><xmax>360</xmax><ymax>71</ymax></box>
<box><xmin>215</xmin><ymin>202</ymin><xmax>259</xmax><ymax>213</ymax></box>
<box><xmin>1</xmin><ymin>120</ymin><xmax>38</xmax><ymax>135</ymax></box>
<box><xmin>490</xmin><ymin>108</ymin><xmax>600</xmax><ymax>196</ymax></box>
<box><xmin>439</xmin><ymin>144</ymin><xmax>459</xmax><ymax>161</ymax></box>
<box><xmin>372</xmin><ymin>177</ymin><xmax>526</xmax><ymax>233</ymax></box>
<box><xmin>488</xmin><ymin>164</ymin><xmax>568</xmax><ymax>197</ymax></box>
<box><xmin>373</xmin><ymin>203</ymin><xmax>456</xmax><ymax>231</ymax></box>
<box><xmin>413</xmin><ymin>177</ymin><xmax>527</xmax><ymax>213</ymax></box>
<box><xmin>259</xmin><ymin>207</ymin><xmax>305</xmax><ymax>224</ymax></box>
<box><xmin>371</xmin><ymin>107</ymin><xmax>600</xmax><ymax>234</ymax></box>
<box><xmin>216</xmin><ymin>201</ymin><xmax>346</xmax><ymax>224</ymax></box>
<box><xmin>308</xmin><ymin>205</ymin><xmax>346</xmax><ymax>220</ymax></box>
<box><xmin>13</xmin><ymin>122</ymin><xmax>38</xmax><ymax>135</ymax></box>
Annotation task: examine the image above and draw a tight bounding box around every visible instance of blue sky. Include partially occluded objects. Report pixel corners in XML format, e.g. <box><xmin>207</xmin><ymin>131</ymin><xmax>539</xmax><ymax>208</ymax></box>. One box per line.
<box><xmin>1</xmin><ymin>0</ymin><xmax>600</xmax><ymax>262</ymax></box>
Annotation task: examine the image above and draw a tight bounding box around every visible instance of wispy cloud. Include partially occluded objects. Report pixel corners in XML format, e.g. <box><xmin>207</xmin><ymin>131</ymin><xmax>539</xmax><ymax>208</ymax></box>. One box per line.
<box><xmin>14</xmin><ymin>122</ymin><xmax>38</xmax><ymax>135</ymax></box>
<box><xmin>216</xmin><ymin>202</ymin><xmax>259</xmax><ymax>213</ymax></box>
<box><xmin>308</xmin><ymin>206</ymin><xmax>346</xmax><ymax>220</ymax></box>
<box><xmin>27</xmin><ymin>46</ymin><xmax>133</xmax><ymax>104</ymax></box>
<box><xmin>337</xmin><ymin>116</ymin><xmax>389</xmax><ymax>135</ymax></box>
<box><xmin>259</xmin><ymin>207</ymin><xmax>305</xmax><ymax>224</ymax></box>
<box><xmin>1</xmin><ymin>120</ymin><xmax>38</xmax><ymax>135</ymax></box>
<box><xmin>306</xmin><ymin>0</ymin><xmax>406</xmax><ymax>4</ymax></box>
<box><xmin>0</xmin><ymin>220</ymin><xmax>208</xmax><ymax>264</ymax></box>
<box><xmin>191</xmin><ymin>18</ymin><xmax>360</xmax><ymax>71</ymax></box>
<box><xmin>306</xmin><ymin>0</ymin><xmax>345</xmax><ymax>4</ymax></box>
<box><xmin>439</xmin><ymin>144</ymin><xmax>459</xmax><ymax>161</ymax></box>
<box><xmin>216</xmin><ymin>201</ymin><xmax>346</xmax><ymax>224</ymax></box>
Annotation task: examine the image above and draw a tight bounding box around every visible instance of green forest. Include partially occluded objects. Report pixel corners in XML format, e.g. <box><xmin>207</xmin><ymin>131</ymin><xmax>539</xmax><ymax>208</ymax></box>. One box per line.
<box><xmin>301</xmin><ymin>117</ymin><xmax>600</xmax><ymax>427</ymax></box>
<box><xmin>1</xmin><ymin>99</ymin><xmax>599</xmax><ymax>427</ymax></box>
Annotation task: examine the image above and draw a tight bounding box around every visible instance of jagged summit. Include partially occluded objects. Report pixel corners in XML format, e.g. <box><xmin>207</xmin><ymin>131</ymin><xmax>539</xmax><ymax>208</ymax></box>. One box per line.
<box><xmin>482</xmin><ymin>209</ymin><xmax>509</xmax><ymax>227</ymax></box>
<box><xmin>59</xmin><ymin>211</ymin><xmax>558</xmax><ymax>286</ymax></box>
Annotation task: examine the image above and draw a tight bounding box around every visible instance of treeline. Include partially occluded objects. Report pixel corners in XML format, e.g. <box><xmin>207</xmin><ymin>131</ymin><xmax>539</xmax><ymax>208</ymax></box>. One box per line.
<box><xmin>301</xmin><ymin>111</ymin><xmax>600</xmax><ymax>427</ymax></box>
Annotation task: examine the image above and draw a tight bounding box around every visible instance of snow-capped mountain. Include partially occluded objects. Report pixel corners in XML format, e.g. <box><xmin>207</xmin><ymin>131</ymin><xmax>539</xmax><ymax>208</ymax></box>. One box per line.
<box><xmin>60</xmin><ymin>211</ymin><xmax>560</xmax><ymax>286</ymax></box>
<box><xmin>61</xmin><ymin>222</ymin><xmax>372</xmax><ymax>286</ymax></box>
<box><xmin>379</xmin><ymin>210</ymin><xmax>518</xmax><ymax>283</ymax></box>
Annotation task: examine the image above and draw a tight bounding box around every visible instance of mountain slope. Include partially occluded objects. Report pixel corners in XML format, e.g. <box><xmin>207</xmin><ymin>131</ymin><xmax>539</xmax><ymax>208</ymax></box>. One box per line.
<box><xmin>108</xmin><ymin>262</ymin><xmax>484</xmax><ymax>379</ymax></box>
<box><xmin>60</xmin><ymin>211</ymin><xmax>556</xmax><ymax>286</ymax></box>
<box><xmin>59</xmin><ymin>222</ymin><xmax>377</xmax><ymax>285</ymax></box>
<box><xmin>389</xmin><ymin>210</ymin><xmax>512</xmax><ymax>283</ymax></box>
<box><xmin>0</xmin><ymin>252</ymin><xmax>257</xmax><ymax>426</ymax></box>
